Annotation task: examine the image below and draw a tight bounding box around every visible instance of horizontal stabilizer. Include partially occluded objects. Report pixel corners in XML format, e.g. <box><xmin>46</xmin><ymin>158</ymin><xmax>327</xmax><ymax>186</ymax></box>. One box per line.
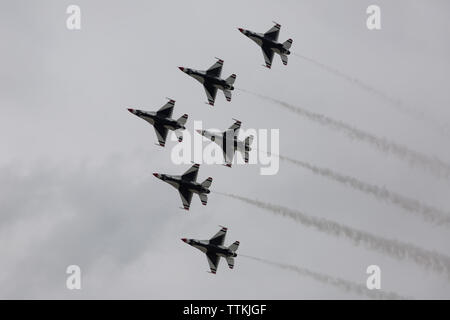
<box><xmin>199</xmin><ymin>193</ymin><xmax>208</xmax><ymax>206</ymax></box>
<box><xmin>177</xmin><ymin>114</ymin><xmax>188</xmax><ymax>126</ymax></box>
<box><xmin>201</xmin><ymin>177</ymin><xmax>213</xmax><ymax>188</ymax></box>
<box><xmin>225</xmin><ymin>74</ymin><xmax>236</xmax><ymax>85</ymax></box>
<box><xmin>244</xmin><ymin>135</ymin><xmax>254</xmax><ymax>148</ymax></box>
<box><xmin>226</xmin><ymin>257</ymin><xmax>235</xmax><ymax>269</ymax></box>
<box><xmin>282</xmin><ymin>38</ymin><xmax>293</xmax><ymax>49</ymax></box>
<box><xmin>228</xmin><ymin>240</ymin><xmax>240</xmax><ymax>252</ymax></box>
<box><xmin>175</xmin><ymin>129</ymin><xmax>184</xmax><ymax>142</ymax></box>
<box><xmin>223</xmin><ymin>90</ymin><xmax>232</xmax><ymax>102</ymax></box>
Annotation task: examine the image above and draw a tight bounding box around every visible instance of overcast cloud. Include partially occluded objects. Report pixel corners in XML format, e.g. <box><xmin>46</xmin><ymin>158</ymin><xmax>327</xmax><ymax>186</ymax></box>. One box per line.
<box><xmin>1</xmin><ymin>0</ymin><xmax>450</xmax><ymax>299</ymax></box>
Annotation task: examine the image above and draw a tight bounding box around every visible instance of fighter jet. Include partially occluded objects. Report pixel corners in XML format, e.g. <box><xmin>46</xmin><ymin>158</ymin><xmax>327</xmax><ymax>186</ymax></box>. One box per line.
<box><xmin>127</xmin><ymin>99</ymin><xmax>188</xmax><ymax>147</ymax></box>
<box><xmin>178</xmin><ymin>58</ymin><xmax>236</xmax><ymax>106</ymax></box>
<box><xmin>153</xmin><ymin>163</ymin><xmax>212</xmax><ymax>210</ymax></box>
<box><xmin>238</xmin><ymin>22</ymin><xmax>293</xmax><ymax>69</ymax></box>
<box><xmin>196</xmin><ymin>119</ymin><xmax>253</xmax><ymax>167</ymax></box>
<box><xmin>182</xmin><ymin>226</ymin><xmax>240</xmax><ymax>274</ymax></box>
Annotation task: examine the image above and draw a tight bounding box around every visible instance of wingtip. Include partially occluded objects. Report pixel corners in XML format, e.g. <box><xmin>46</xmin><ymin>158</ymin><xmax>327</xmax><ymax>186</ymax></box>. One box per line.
<box><xmin>272</xmin><ymin>21</ymin><xmax>281</xmax><ymax>28</ymax></box>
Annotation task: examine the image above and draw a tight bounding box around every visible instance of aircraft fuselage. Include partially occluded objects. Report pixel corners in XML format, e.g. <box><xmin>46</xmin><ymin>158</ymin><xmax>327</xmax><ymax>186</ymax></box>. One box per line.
<box><xmin>160</xmin><ymin>175</ymin><xmax>210</xmax><ymax>195</ymax></box>
<box><xmin>202</xmin><ymin>130</ymin><xmax>251</xmax><ymax>152</ymax></box>
<box><xmin>246</xmin><ymin>32</ymin><xmax>291</xmax><ymax>55</ymax></box>
<box><xmin>134</xmin><ymin>110</ymin><xmax>185</xmax><ymax>130</ymax></box>
<box><xmin>188</xmin><ymin>239</ymin><xmax>237</xmax><ymax>258</ymax></box>
<box><xmin>186</xmin><ymin>69</ymin><xmax>234</xmax><ymax>91</ymax></box>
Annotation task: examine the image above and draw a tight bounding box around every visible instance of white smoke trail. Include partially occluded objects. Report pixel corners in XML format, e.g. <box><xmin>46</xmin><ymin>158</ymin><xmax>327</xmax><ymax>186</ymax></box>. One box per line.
<box><xmin>275</xmin><ymin>154</ymin><xmax>450</xmax><ymax>227</ymax></box>
<box><xmin>293</xmin><ymin>53</ymin><xmax>450</xmax><ymax>137</ymax></box>
<box><xmin>217</xmin><ymin>192</ymin><xmax>450</xmax><ymax>278</ymax></box>
<box><xmin>240</xmin><ymin>88</ymin><xmax>450</xmax><ymax>180</ymax></box>
<box><xmin>239</xmin><ymin>254</ymin><xmax>408</xmax><ymax>300</ymax></box>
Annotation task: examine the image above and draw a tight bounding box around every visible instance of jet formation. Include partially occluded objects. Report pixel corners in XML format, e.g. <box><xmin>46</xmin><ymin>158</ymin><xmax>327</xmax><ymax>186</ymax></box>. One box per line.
<box><xmin>127</xmin><ymin>22</ymin><xmax>293</xmax><ymax>274</ymax></box>
<box><xmin>182</xmin><ymin>226</ymin><xmax>239</xmax><ymax>274</ymax></box>
<box><xmin>238</xmin><ymin>22</ymin><xmax>293</xmax><ymax>68</ymax></box>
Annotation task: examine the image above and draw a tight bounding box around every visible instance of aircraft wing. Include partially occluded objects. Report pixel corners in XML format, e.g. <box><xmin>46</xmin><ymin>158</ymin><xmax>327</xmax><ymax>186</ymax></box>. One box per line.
<box><xmin>178</xmin><ymin>187</ymin><xmax>193</xmax><ymax>210</ymax></box>
<box><xmin>206</xmin><ymin>59</ymin><xmax>223</xmax><ymax>77</ymax></box>
<box><xmin>209</xmin><ymin>226</ymin><xmax>227</xmax><ymax>246</ymax></box>
<box><xmin>156</xmin><ymin>99</ymin><xmax>175</xmax><ymax>118</ymax></box>
<box><xmin>153</xmin><ymin>124</ymin><xmax>169</xmax><ymax>147</ymax></box>
<box><xmin>206</xmin><ymin>252</ymin><xmax>220</xmax><ymax>274</ymax></box>
<box><xmin>264</xmin><ymin>23</ymin><xmax>281</xmax><ymax>41</ymax></box>
<box><xmin>261</xmin><ymin>46</ymin><xmax>275</xmax><ymax>69</ymax></box>
<box><xmin>181</xmin><ymin>163</ymin><xmax>199</xmax><ymax>182</ymax></box>
<box><xmin>203</xmin><ymin>84</ymin><xmax>218</xmax><ymax>106</ymax></box>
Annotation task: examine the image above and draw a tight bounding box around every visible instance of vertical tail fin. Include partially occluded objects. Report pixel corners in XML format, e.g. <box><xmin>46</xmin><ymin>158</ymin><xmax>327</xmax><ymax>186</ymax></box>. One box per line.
<box><xmin>225</xmin><ymin>74</ymin><xmax>236</xmax><ymax>85</ymax></box>
<box><xmin>282</xmin><ymin>38</ymin><xmax>293</xmax><ymax>49</ymax></box>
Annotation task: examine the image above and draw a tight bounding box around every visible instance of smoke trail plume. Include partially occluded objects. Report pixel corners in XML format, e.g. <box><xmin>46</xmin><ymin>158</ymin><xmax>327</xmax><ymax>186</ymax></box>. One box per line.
<box><xmin>276</xmin><ymin>154</ymin><xmax>450</xmax><ymax>227</ymax></box>
<box><xmin>293</xmin><ymin>53</ymin><xmax>450</xmax><ymax>137</ymax></box>
<box><xmin>240</xmin><ymin>88</ymin><xmax>450</xmax><ymax>180</ymax></box>
<box><xmin>217</xmin><ymin>192</ymin><xmax>450</xmax><ymax>278</ymax></box>
<box><xmin>240</xmin><ymin>255</ymin><xmax>408</xmax><ymax>299</ymax></box>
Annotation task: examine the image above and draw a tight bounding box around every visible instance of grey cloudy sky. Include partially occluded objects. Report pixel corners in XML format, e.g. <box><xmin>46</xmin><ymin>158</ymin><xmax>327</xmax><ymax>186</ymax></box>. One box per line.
<box><xmin>1</xmin><ymin>0</ymin><xmax>450</xmax><ymax>299</ymax></box>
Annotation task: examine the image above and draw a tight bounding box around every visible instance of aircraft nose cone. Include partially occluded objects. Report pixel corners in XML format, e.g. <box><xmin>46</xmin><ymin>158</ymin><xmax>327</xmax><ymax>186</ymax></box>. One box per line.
<box><xmin>181</xmin><ymin>238</ymin><xmax>187</xmax><ymax>243</ymax></box>
<box><xmin>195</xmin><ymin>129</ymin><xmax>203</xmax><ymax>135</ymax></box>
<box><xmin>127</xmin><ymin>108</ymin><xmax>134</xmax><ymax>113</ymax></box>
<box><xmin>153</xmin><ymin>173</ymin><xmax>160</xmax><ymax>178</ymax></box>
<box><xmin>238</xmin><ymin>28</ymin><xmax>244</xmax><ymax>33</ymax></box>
<box><xmin>178</xmin><ymin>67</ymin><xmax>185</xmax><ymax>72</ymax></box>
